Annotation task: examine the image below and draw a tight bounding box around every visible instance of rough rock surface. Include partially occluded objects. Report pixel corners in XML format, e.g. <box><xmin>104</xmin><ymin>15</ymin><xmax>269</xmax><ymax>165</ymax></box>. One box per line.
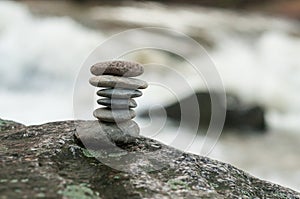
<box><xmin>0</xmin><ymin>118</ymin><xmax>299</xmax><ymax>199</ymax></box>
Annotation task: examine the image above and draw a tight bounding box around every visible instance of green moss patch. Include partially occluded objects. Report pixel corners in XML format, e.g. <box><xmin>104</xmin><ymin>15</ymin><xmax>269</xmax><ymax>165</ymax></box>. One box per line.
<box><xmin>58</xmin><ymin>184</ymin><xmax>100</xmax><ymax>199</ymax></box>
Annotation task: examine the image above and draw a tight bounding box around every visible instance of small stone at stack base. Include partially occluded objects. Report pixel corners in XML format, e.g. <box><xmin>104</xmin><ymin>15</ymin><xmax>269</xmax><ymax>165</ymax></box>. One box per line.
<box><xmin>97</xmin><ymin>88</ymin><xmax>142</xmax><ymax>98</ymax></box>
<box><xmin>93</xmin><ymin>108</ymin><xmax>136</xmax><ymax>122</ymax></box>
<box><xmin>75</xmin><ymin>120</ymin><xmax>140</xmax><ymax>145</ymax></box>
<box><xmin>97</xmin><ymin>98</ymin><xmax>137</xmax><ymax>109</ymax></box>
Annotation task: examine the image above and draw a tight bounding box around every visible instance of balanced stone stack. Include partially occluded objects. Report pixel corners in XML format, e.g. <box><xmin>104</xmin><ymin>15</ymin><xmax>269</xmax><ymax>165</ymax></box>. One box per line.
<box><xmin>89</xmin><ymin>60</ymin><xmax>148</xmax><ymax>142</ymax></box>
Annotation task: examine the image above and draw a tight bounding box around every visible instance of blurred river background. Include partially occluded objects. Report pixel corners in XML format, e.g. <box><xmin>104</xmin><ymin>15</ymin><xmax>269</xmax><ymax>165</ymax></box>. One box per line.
<box><xmin>0</xmin><ymin>0</ymin><xmax>300</xmax><ymax>192</ymax></box>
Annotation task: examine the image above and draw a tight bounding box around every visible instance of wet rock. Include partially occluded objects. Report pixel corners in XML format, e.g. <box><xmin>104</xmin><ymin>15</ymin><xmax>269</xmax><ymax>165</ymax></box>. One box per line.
<box><xmin>0</xmin><ymin>119</ymin><xmax>298</xmax><ymax>198</ymax></box>
<box><xmin>91</xmin><ymin>61</ymin><xmax>144</xmax><ymax>77</ymax></box>
<box><xmin>89</xmin><ymin>75</ymin><xmax>148</xmax><ymax>89</ymax></box>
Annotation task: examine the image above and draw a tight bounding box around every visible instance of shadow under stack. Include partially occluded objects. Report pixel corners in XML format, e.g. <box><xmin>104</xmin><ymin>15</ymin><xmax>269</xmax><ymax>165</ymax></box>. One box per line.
<box><xmin>89</xmin><ymin>60</ymin><xmax>148</xmax><ymax>142</ymax></box>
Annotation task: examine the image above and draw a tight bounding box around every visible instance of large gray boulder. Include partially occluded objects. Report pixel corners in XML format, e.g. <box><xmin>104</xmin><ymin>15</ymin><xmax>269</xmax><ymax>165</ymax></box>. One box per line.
<box><xmin>0</xmin><ymin>118</ymin><xmax>298</xmax><ymax>199</ymax></box>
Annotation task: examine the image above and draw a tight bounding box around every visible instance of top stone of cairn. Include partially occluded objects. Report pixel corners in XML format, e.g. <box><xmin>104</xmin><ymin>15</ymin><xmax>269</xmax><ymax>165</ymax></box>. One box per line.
<box><xmin>90</xmin><ymin>60</ymin><xmax>144</xmax><ymax>77</ymax></box>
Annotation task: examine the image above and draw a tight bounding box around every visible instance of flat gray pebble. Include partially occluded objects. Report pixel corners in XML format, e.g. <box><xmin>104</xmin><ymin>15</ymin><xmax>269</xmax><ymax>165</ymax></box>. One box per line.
<box><xmin>93</xmin><ymin>108</ymin><xmax>136</xmax><ymax>122</ymax></box>
<box><xmin>89</xmin><ymin>75</ymin><xmax>148</xmax><ymax>89</ymax></box>
<box><xmin>91</xmin><ymin>61</ymin><xmax>144</xmax><ymax>77</ymax></box>
<box><xmin>97</xmin><ymin>98</ymin><xmax>137</xmax><ymax>109</ymax></box>
<box><xmin>97</xmin><ymin>88</ymin><xmax>143</xmax><ymax>98</ymax></box>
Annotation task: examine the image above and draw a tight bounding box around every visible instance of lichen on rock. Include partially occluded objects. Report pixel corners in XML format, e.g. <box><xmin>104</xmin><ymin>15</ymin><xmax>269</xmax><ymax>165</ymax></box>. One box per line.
<box><xmin>0</xmin><ymin>119</ymin><xmax>299</xmax><ymax>198</ymax></box>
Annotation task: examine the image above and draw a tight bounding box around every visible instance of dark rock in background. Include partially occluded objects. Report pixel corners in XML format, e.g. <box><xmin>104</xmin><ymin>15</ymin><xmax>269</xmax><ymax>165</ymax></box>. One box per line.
<box><xmin>54</xmin><ymin>0</ymin><xmax>287</xmax><ymax>9</ymax></box>
<box><xmin>19</xmin><ymin>0</ymin><xmax>300</xmax><ymax>21</ymax></box>
<box><xmin>0</xmin><ymin>118</ymin><xmax>298</xmax><ymax>198</ymax></box>
<box><xmin>226</xmin><ymin>105</ymin><xmax>266</xmax><ymax>131</ymax></box>
<box><xmin>55</xmin><ymin>0</ymin><xmax>300</xmax><ymax>20</ymax></box>
<box><xmin>141</xmin><ymin>92</ymin><xmax>266</xmax><ymax>132</ymax></box>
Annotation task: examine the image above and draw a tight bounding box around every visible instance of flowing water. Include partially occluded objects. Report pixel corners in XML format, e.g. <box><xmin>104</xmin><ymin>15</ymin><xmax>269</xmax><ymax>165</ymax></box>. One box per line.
<box><xmin>0</xmin><ymin>1</ymin><xmax>300</xmax><ymax>192</ymax></box>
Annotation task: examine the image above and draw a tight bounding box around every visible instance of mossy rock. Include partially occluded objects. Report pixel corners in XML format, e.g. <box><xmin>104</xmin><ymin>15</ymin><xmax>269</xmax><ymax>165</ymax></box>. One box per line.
<box><xmin>0</xmin><ymin>118</ymin><xmax>25</xmax><ymax>132</ymax></box>
<box><xmin>0</xmin><ymin>119</ymin><xmax>299</xmax><ymax>198</ymax></box>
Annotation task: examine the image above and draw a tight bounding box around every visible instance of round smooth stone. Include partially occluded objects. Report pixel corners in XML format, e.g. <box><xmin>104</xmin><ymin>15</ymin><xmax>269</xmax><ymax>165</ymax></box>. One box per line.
<box><xmin>97</xmin><ymin>88</ymin><xmax>142</xmax><ymax>99</ymax></box>
<box><xmin>93</xmin><ymin>108</ymin><xmax>136</xmax><ymax>122</ymax></box>
<box><xmin>91</xmin><ymin>61</ymin><xmax>144</xmax><ymax>77</ymax></box>
<box><xmin>97</xmin><ymin>98</ymin><xmax>137</xmax><ymax>109</ymax></box>
<box><xmin>89</xmin><ymin>75</ymin><xmax>148</xmax><ymax>89</ymax></box>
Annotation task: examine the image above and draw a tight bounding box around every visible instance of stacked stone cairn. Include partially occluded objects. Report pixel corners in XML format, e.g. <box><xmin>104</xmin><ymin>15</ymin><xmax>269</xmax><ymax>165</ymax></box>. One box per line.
<box><xmin>89</xmin><ymin>60</ymin><xmax>148</xmax><ymax>142</ymax></box>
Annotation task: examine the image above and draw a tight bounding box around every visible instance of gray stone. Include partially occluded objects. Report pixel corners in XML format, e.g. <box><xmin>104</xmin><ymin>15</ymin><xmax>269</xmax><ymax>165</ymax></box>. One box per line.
<box><xmin>76</xmin><ymin>120</ymin><xmax>140</xmax><ymax>144</ymax></box>
<box><xmin>1</xmin><ymin>119</ymin><xmax>299</xmax><ymax>199</ymax></box>
<box><xmin>97</xmin><ymin>98</ymin><xmax>137</xmax><ymax>109</ymax></box>
<box><xmin>89</xmin><ymin>75</ymin><xmax>148</xmax><ymax>89</ymax></box>
<box><xmin>97</xmin><ymin>88</ymin><xmax>143</xmax><ymax>98</ymax></box>
<box><xmin>90</xmin><ymin>60</ymin><xmax>144</xmax><ymax>77</ymax></box>
<box><xmin>93</xmin><ymin>108</ymin><xmax>136</xmax><ymax>122</ymax></box>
